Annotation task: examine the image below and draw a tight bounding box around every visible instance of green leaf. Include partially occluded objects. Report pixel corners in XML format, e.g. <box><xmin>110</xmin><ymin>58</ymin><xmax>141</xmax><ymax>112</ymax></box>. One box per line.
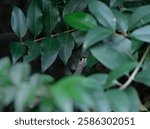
<box><xmin>90</xmin><ymin>44</ymin><xmax>135</xmax><ymax>69</ymax></box>
<box><xmin>109</xmin><ymin>0</ymin><xmax>124</xmax><ymax>7</ymax></box>
<box><xmin>106</xmin><ymin>62</ymin><xmax>138</xmax><ymax>88</ymax></box>
<box><xmin>129</xmin><ymin>5</ymin><xmax>150</xmax><ymax>30</ymax></box>
<box><xmin>10</xmin><ymin>63</ymin><xmax>31</xmax><ymax>86</ymax></box>
<box><xmin>27</xmin><ymin>0</ymin><xmax>43</xmax><ymax>37</ymax></box>
<box><xmin>57</xmin><ymin>33</ymin><xmax>75</xmax><ymax>64</ymax></box>
<box><xmin>23</xmin><ymin>40</ymin><xmax>41</xmax><ymax>62</ymax></box>
<box><xmin>42</xmin><ymin>0</ymin><xmax>59</xmax><ymax>33</ymax></box>
<box><xmin>41</xmin><ymin>37</ymin><xmax>60</xmax><ymax>72</ymax></box>
<box><xmin>125</xmin><ymin>87</ymin><xmax>140</xmax><ymax>112</ymax></box>
<box><xmin>135</xmin><ymin>68</ymin><xmax>150</xmax><ymax>87</ymax></box>
<box><xmin>112</xmin><ymin>9</ymin><xmax>128</xmax><ymax>33</ymax></box>
<box><xmin>64</xmin><ymin>12</ymin><xmax>97</xmax><ymax>31</ymax></box>
<box><xmin>88</xmin><ymin>0</ymin><xmax>116</xmax><ymax>31</ymax></box>
<box><xmin>63</xmin><ymin>0</ymin><xmax>87</xmax><ymax>16</ymax></box>
<box><xmin>9</xmin><ymin>42</ymin><xmax>26</xmax><ymax>64</ymax></box>
<box><xmin>11</xmin><ymin>6</ymin><xmax>28</xmax><ymax>39</ymax></box>
<box><xmin>106</xmin><ymin>89</ymin><xmax>130</xmax><ymax>112</ymax></box>
<box><xmin>83</xmin><ymin>26</ymin><xmax>112</xmax><ymax>49</ymax></box>
<box><xmin>131</xmin><ymin>25</ymin><xmax>150</xmax><ymax>43</ymax></box>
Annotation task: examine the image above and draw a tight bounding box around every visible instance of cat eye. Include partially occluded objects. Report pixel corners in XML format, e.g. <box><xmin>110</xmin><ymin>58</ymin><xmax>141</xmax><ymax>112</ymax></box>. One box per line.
<box><xmin>79</xmin><ymin>57</ymin><xmax>86</xmax><ymax>62</ymax></box>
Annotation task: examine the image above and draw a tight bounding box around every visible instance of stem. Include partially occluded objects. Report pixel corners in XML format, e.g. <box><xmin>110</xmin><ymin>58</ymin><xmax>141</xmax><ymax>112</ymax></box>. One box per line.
<box><xmin>120</xmin><ymin>46</ymin><xmax>150</xmax><ymax>90</ymax></box>
<box><xmin>34</xmin><ymin>29</ymin><xmax>76</xmax><ymax>42</ymax></box>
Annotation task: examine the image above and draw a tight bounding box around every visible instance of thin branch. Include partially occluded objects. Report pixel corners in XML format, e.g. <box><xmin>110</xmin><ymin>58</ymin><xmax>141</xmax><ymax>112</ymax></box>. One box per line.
<box><xmin>34</xmin><ymin>29</ymin><xmax>76</xmax><ymax>42</ymax></box>
<box><xmin>120</xmin><ymin>46</ymin><xmax>150</xmax><ymax>90</ymax></box>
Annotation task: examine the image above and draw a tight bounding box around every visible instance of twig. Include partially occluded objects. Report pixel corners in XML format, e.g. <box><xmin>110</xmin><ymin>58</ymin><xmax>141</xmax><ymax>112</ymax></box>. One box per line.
<box><xmin>120</xmin><ymin>46</ymin><xmax>150</xmax><ymax>90</ymax></box>
<box><xmin>34</xmin><ymin>29</ymin><xmax>76</xmax><ymax>42</ymax></box>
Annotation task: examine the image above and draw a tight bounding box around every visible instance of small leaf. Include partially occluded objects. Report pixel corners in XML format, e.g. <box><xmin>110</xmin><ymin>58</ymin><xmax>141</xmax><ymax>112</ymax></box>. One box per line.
<box><xmin>90</xmin><ymin>44</ymin><xmax>135</xmax><ymax>69</ymax></box>
<box><xmin>23</xmin><ymin>40</ymin><xmax>41</xmax><ymax>62</ymax></box>
<box><xmin>135</xmin><ymin>68</ymin><xmax>150</xmax><ymax>87</ymax></box>
<box><xmin>42</xmin><ymin>0</ymin><xmax>59</xmax><ymax>33</ymax></box>
<box><xmin>11</xmin><ymin>6</ymin><xmax>28</xmax><ymax>39</ymax></box>
<box><xmin>106</xmin><ymin>89</ymin><xmax>130</xmax><ymax>112</ymax></box>
<box><xmin>106</xmin><ymin>62</ymin><xmax>138</xmax><ymax>88</ymax></box>
<box><xmin>10</xmin><ymin>63</ymin><xmax>31</xmax><ymax>85</ymax></box>
<box><xmin>9</xmin><ymin>42</ymin><xmax>26</xmax><ymax>64</ymax></box>
<box><xmin>83</xmin><ymin>26</ymin><xmax>112</xmax><ymax>49</ymax></box>
<box><xmin>41</xmin><ymin>37</ymin><xmax>60</xmax><ymax>71</ymax></box>
<box><xmin>57</xmin><ymin>33</ymin><xmax>75</xmax><ymax>64</ymax></box>
<box><xmin>131</xmin><ymin>25</ymin><xmax>150</xmax><ymax>43</ymax></box>
<box><xmin>88</xmin><ymin>0</ymin><xmax>116</xmax><ymax>31</ymax></box>
<box><xmin>64</xmin><ymin>12</ymin><xmax>97</xmax><ymax>31</ymax></box>
<box><xmin>125</xmin><ymin>87</ymin><xmax>140</xmax><ymax>112</ymax></box>
<box><xmin>63</xmin><ymin>0</ymin><xmax>87</xmax><ymax>16</ymax></box>
<box><xmin>129</xmin><ymin>5</ymin><xmax>150</xmax><ymax>30</ymax></box>
<box><xmin>27</xmin><ymin>0</ymin><xmax>43</xmax><ymax>37</ymax></box>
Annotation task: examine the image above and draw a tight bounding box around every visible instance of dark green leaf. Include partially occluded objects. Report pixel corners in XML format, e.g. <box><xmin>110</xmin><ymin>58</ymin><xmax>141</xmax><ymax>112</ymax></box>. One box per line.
<box><xmin>64</xmin><ymin>12</ymin><xmax>97</xmax><ymax>31</ymax></box>
<box><xmin>135</xmin><ymin>68</ymin><xmax>150</xmax><ymax>87</ymax></box>
<box><xmin>41</xmin><ymin>37</ymin><xmax>60</xmax><ymax>71</ymax></box>
<box><xmin>83</xmin><ymin>26</ymin><xmax>112</xmax><ymax>49</ymax></box>
<box><xmin>88</xmin><ymin>0</ymin><xmax>116</xmax><ymax>31</ymax></box>
<box><xmin>131</xmin><ymin>25</ymin><xmax>150</xmax><ymax>43</ymax></box>
<box><xmin>129</xmin><ymin>5</ymin><xmax>150</xmax><ymax>30</ymax></box>
<box><xmin>90</xmin><ymin>44</ymin><xmax>135</xmax><ymax>69</ymax></box>
<box><xmin>27</xmin><ymin>0</ymin><xmax>43</xmax><ymax>37</ymax></box>
<box><xmin>23</xmin><ymin>40</ymin><xmax>41</xmax><ymax>62</ymax></box>
<box><xmin>11</xmin><ymin>6</ymin><xmax>28</xmax><ymax>39</ymax></box>
<box><xmin>57</xmin><ymin>33</ymin><xmax>75</xmax><ymax>64</ymax></box>
<box><xmin>63</xmin><ymin>0</ymin><xmax>87</xmax><ymax>16</ymax></box>
<box><xmin>109</xmin><ymin>0</ymin><xmax>124</xmax><ymax>7</ymax></box>
<box><xmin>42</xmin><ymin>0</ymin><xmax>59</xmax><ymax>33</ymax></box>
<box><xmin>9</xmin><ymin>42</ymin><xmax>26</xmax><ymax>64</ymax></box>
<box><xmin>106</xmin><ymin>89</ymin><xmax>130</xmax><ymax>112</ymax></box>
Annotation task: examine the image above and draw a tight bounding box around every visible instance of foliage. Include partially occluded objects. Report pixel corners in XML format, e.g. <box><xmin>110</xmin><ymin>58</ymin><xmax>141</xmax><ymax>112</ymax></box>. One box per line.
<box><xmin>1</xmin><ymin>0</ymin><xmax>150</xmax><ymax>111</ymax></box>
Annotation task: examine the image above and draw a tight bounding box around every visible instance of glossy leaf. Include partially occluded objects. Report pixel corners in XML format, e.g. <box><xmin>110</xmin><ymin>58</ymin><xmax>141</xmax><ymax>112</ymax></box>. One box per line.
<box><xmin>90</xmin><ymin>44</ymin><xmax>135</xmax><ymax>69</ymax></box>
<box><xmin>9</xmin><ymin>42</ymin><xmax>26</xmax><ymax>64</ymax></box>
<box><xmin>41</xmin><ymin>37</ymin><xmax>60</xmax><ymax>72</ymax></box>
<box><xmin>109</xmin><ymin>0</ymin><xmax>124</xmax><ymax>7</ymax></box>
<box><xmin>11</xmin><ymin>6</ymin><xmax>28</xmax><ymax>39</ymax></box>
<box><xmin>23</xmin><ymin>40</ymin><xmax>41</xmax><ymax>62</ymax></box>
<box><xmin>83</xmin><ymin>26</ymin><xmax>112</xmax><ymax>49</ymax></box>
<box><xmin>42</xmin><ymin>0</ymin><xmax>59</xmax><ymax>33</ymax></box>
<box><xmin>106</xmin><ymin>89</ymin><xmax>130</xmax><ymax>112</ymax></box>
<box><xmin>63</xmin><ymin>0</ymin><xmax>87</xmax><ymax>16</ymax></box>
<box><xmin>64</xmin><ymin>12</ymin><xmax>97</xmax><ymax>31</ymax></box>
<box><xmin>57</xmin><ymin>33</ymin><xmax>75</xmax><ymax>64</ymax></box>
<box><xmin>135</xmin><ymin>68</ymin><xmax>150</xmax><ymax>87</ymax></box>
<box><xmin>88</xmin><ymin>0</ymin><xmax>116</xmax><ymax>31</ymax></box>
<box><xmin>129</xmin><ymin>5</ymin><xmax>150</xmax><ymax>30</ymax></box>
<box><xmin>27</xmin><ymin>0</ymin><xmax>43</xmax><ymax>37</ymax></box>
<box><xmin>125</xmin><ymin>87</ymin><xmax>140</xmax><ymax>112</ymax></box>
<box><xmin>106</xmin><ymin>62</ymin><xmax>138</xmax><ymax>88</ymax></box>
<box><xmin>131</xmin><ymin>25</ymin><xmax>150</xmax><ymax>42</ymax></box>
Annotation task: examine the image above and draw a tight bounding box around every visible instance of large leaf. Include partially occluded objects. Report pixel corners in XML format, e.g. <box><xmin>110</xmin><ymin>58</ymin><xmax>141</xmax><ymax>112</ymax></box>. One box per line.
<box><xmin>88</xmin><ymin>0</ymin><xmax>116</xmax><ymax>31</ymax></box>
<box><xmin>11</xmin><ymin>6</ymin><xmax>28</xmax><ymax>39</ymax></box>
<box><xmin>125</xmin><ymin>87</ymin><xmax>140</xmax><ymax>112</ymax></box>
<box><xmin>57</xmin><ymin>33</ymin><xmax>75</xmax><ymax>64</ymax></box>
<box><xmin>106</xmin><ymin>89</ymin><xmax>130</xmax><ymax>112</ymax></box>
<box><xmin>129</xmin><ymin>5</ymin><xmax>150</xmax><ymax>30</ymax></box>
<box><xmin>27</xmin><ymin>0</ymin><xmax>43</xmax><ymax>37</ymax></box>
<box><xmin>64</xmin><ymin>12</ymin><xmax>97</xmax><ymax>31</ymax></box>
<box><xmin>41</xmin><ymin>37</ymin><xmax>60</xmax><ymax>72</ymax></box>
<box><xmin>83</xmin><ymin>26</ymin><xmax>112</xmax><ymax>49</ymax></box>
<box><xmin>42</xmin><ymin>0</ymin><xmax>59</xmax><ymax>33</ymax></box>
<box><xmin>106</xmin><ymin>62</ymin><xmax>138</xmax><ymax>88</ymax></box>
<box><xmin>131</xmin><ymin>25</ymin><xmax>150</xmax><ymax>43</ymax></box>
<box><xmin>135</xmin><ymin>68</ymin><xmax>150</xmax><ymax>87</ymax></box>
<box><xmin>9</xmin><ymin>42</ymin><xmax>26</xmax><ymax>64</ymax></box>
<box><xmin>23</xmin><ymin>40</ymin><xmax>41</xmax><ymax>62</ymax></box>
<box><xmin>63</xmin><ymin>0</ymin><xmax>87</xmax><ymax>16</ymax></box>
<box><xmin>90</xmin><ymin>44</ymin><xmax>135</xmax><ymax>69</ymax></box>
